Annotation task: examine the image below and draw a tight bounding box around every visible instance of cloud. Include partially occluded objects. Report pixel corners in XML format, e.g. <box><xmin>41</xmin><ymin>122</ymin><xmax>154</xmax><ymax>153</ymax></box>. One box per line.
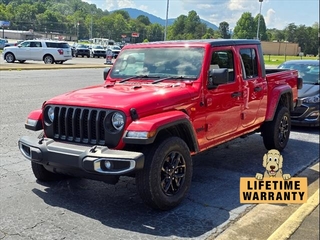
<box><xmin>265</xmin><ymin>8</ymin><xmax>275</xmax><ymax>27</ymax></box>
<box><xmin>178</xmin><ymin>0</ymin><xmax>262</xmax><ymax>27</ymax></box>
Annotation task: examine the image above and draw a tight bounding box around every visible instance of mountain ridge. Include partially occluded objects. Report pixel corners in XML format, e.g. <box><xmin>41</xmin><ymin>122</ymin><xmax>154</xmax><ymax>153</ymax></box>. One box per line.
<box><xmin>112</xmin><ymin>8</ymin><xmax>218</xmax><ymax>30</ymax></box>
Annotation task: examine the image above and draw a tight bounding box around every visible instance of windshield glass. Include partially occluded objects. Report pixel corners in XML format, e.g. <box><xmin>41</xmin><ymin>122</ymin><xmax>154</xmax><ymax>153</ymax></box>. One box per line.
<box><xmin>278</xmin><ymin>62</ymin><xmax>319</xmax><ymax>84</ymax></box>
<box><xmin>110</xmin><ymin>47</ymin><xmax>204</xmax><ymax>79</ymax></box>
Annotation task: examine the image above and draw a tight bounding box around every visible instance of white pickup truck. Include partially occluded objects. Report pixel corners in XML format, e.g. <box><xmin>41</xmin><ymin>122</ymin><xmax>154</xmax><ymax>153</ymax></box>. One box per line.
<box><xmin>3</xmin><ymin>39</ymin><xmax>72</xmax><ymax>64</ymax></box>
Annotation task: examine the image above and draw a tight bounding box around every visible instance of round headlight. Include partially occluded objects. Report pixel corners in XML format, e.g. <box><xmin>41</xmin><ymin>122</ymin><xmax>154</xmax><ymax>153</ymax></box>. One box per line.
<box><xmin>111</xmin><ymin>112</ymin><xmax>124</xmax><ymax>131</ymax></box>
<box><xmin>47</xmin><ymin>107</ymin><xmax>55</xmax><ymax>123</ymax></box>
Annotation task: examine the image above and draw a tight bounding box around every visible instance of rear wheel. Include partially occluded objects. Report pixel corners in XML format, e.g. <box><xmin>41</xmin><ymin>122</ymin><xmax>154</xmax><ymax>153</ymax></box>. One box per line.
<box><xmin>135</xmin><ymin>137</ymin><xmax>193</xmax><ymax>210</ymax></box>
<box><xmin>262</xmin><ymin>106</ymin><xmax>291</xmax><ymax>151</ymax></box>
<box><xmin>18</xmin><ymin>60</ymin><xmax>26</xmax><ymax>63</ymax></box>
<box><xmin>5</xmin><ymin>53</ymin><xmax>15</xmax><ymax>63</ymax></box>
<box><xmin>43</xmin><ymin>55</ymin><xmax>54</xmax><ymax>64</ymax></box>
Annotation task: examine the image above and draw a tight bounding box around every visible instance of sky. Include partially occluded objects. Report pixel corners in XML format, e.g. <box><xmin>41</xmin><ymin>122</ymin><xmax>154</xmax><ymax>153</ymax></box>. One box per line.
<box><xmin>82</xmin><ymin>0</ymin><xmax>319</xmax><ymax>29</ymax></box>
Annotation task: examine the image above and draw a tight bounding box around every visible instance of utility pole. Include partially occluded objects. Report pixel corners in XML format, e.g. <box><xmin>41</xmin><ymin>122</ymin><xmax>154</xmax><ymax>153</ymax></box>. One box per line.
<box><xmin>90</xmin><ymin>13</ymin><xmax>93</xmax><ymax>39</ymax></box>
<box><xmin>164</xmin><ymin>0</ymin><xmax>169</xmax><ymax>41</ymax></box>
<box><xmin>256</xmin><ymin>0</ymin><xmax>263</xmax><ymax>40</ymax></box>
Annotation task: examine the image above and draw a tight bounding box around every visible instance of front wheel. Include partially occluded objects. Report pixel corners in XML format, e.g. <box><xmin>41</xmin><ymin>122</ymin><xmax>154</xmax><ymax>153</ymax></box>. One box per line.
<box><xmin>31</xmin><ymin>162</ymin><xmax>66</xmax><ymax>181</ymax></box>
<box><xmin>262</xmin><ymin>106</ymin><xmax>291</xmax><ymax>151</ymax></box>
<box><xmin>5</xmin><ymin>53</ymin><xmax>15</xmax><ymax>63</ymax></box>
<box><xmin>135</xmin><ymin>137</ymin><xmax>193</xmax><ymax>210</ymax></box>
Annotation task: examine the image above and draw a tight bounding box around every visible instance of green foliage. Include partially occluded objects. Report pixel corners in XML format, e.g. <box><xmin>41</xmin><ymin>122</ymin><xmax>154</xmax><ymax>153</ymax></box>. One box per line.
<box><xmin>219</xmin><ymin>21</ymin><xmax>230</xmax><ymax>39</ymax></box>
<box><xmin>233</xmin><ymin>12</ymin><xmax>255</xmax><ymax>39</ymax></box>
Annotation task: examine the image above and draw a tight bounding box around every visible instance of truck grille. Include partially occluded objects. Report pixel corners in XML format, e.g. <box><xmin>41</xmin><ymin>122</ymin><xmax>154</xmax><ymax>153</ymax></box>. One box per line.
<box><xmin>52</xmin><ymin>106</ymin><xmax>107</xmax><ymax>145</ymax></box>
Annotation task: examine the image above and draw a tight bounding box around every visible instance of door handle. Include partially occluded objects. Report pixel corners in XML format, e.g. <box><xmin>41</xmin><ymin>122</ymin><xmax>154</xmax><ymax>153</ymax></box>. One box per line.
<box><xmin>254</xmin><ymin>86</ymin><xmax>262</xmax><ymax>92</ymax></box>
<box><xmin>231</xmin><ymin>92</ymin><xmax>242</xmax><ymax>98</ymax></box>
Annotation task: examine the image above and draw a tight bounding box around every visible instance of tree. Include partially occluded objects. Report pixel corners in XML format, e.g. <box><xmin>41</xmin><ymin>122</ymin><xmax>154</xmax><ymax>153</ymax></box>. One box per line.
<box><xmin>219</xmin><ymin>21</ymin><xmax>230</xmax><ymax>39</ymax></box>
<box><xmin>184</xmin><ymin>10</ymin><xmax>201</xmax><ymax>35</ymax></box>
<box><xmin>146</xmin><ymin>23</ymin><xmax>163</xmax><ymax>42</ymax></box>
<box><xmin>167</xmin><ymin>15</ymin><xmax>187</xmax><ymax>40</ymax></box>
<box><xmin>233</xmin><ymin>12</ymin><xmax>255</xmax><ymax>39</ymax></box>
<box><xmin>137</xmin><ymin>15</ymin><xmax>151</xmax><ymax>26</ymax></box>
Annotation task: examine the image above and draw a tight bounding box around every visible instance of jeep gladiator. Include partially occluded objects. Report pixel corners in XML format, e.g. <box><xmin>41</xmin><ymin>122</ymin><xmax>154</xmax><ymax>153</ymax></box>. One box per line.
<box><xmin>19</xmin><ymin>39</ymin><xmax>302</xmax><ymax>210</ymax></box>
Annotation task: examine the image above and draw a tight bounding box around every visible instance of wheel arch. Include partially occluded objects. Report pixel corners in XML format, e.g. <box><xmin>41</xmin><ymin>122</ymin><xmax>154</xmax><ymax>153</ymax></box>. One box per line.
<box><xmin>123</xmin><ymin>111</ymin><xmax>199</xmax><ymax>154</ymax></box>
<box><xmin>265</xmin><ymin>87</ymin><xmax>293</xmax><ymax>122</ymax></box>
<box><xmin>43</xmin><ymin>53</ymin><xmax>55</xmax><ymax>62</ymax></box>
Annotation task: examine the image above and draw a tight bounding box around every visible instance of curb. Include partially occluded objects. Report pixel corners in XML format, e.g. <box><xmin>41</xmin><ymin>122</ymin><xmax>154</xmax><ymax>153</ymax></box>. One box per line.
<box><xmin>267</xmin><ymin>189</ymin><xmax>319</xmax><ymax>240</ymax></box>
<box><xmin>0</xmin><ymin>64</ymin><xmax>112</xmax><ymax>71</ymax></box>
<box><xmin>210</xmin><ymin>161</ymin><xmax>319</xmax><ymax>240</ymax></box>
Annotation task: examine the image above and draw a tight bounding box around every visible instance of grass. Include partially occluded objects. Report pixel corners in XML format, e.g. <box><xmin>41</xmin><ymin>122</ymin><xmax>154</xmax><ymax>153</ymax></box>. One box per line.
<box><xmin>264</xmin><ymin>55</ymin><xmax>318</xmax><ymax>66</ymax></box>
<box><xmin>0</xmin><ymin>48</ymin><xmax>317</xmax><ymax>67</ymax></box>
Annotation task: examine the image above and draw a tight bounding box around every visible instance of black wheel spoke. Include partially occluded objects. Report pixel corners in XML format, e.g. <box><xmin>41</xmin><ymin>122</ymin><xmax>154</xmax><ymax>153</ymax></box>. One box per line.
<box><xmin>160</xmin><ymin>151</ymin><xmax>186</xmax><ymax>196</ymax></box>
<box><xmin>161</xmin><ymin>178</ymin><xmax>171</xmax><ymax>193</ymax></box>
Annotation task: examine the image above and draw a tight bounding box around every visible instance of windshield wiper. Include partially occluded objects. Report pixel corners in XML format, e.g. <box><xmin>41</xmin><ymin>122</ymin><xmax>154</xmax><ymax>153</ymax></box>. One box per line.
<box><xmin>152</xmin><ymin>76</ymin><xmax>197</xmax><ymax>84</ymax></box>
<box><xmin>119</xmin><ymin>75</ymin><xmax>160</xmax><ymax>83</ymax></box>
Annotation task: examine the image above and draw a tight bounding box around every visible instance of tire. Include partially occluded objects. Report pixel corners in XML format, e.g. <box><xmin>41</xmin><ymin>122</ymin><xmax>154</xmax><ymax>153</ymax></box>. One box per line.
<box><xmin>135</xmin><ymin>137</ymin><xmax>193</xmax><ymax>210</ymax></box>
<box><xmin>18</xmin><ymin>60</ymin><xmax>26</xmax><ymax>63</ymax></box>
<box><xmin>31</xmin><ymin>132</ymin><xmax>66</xmax><ymax>181</ymax></box>
<box><xmin>43</xmin><ymin>55</ymin><xmax>54</xmax><ymax>64</ymax></box>
<box><xmin>31</xmin><ymin>162</ymin><xmax>62</xmax><ymax>181</ymax></box>
<box><xmin>5</xmin><ymin>52</ymin><xmax>15</xmax><ymax>63</ymax></box>
<box><xmin>262</xmin><ymin>106</ymin><xmax>291</xmax><ymax>151</ymax></box>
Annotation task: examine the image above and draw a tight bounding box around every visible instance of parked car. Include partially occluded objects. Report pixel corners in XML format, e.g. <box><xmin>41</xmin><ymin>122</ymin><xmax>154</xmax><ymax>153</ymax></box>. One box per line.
<box><xmin>107</xmin><ymin>45</ymin><xmax>121</xmax><ymax>58</ymax></box>
<box><xmin>74</xmin><ymin>44</ymin><xmax>90</xmax><ymax>58</ymax></box>
<box><xmin>0</xmin><ymin>38</ymin><xmax>8</xmax><ymax>49</ymax></box>
<box><xmin>2</xmin><ymin>39</ymin><xmax>72</xmax><ymax>64</ymax></box>
<box><xmin>278</xmin><ymin>60</ymin><xmax>319</xmax><ymax>127</ymax></box>
<box><xmin>90</xmin><ymin>45</ymin><xmax>106</xmax><ymax>58</ymax></box>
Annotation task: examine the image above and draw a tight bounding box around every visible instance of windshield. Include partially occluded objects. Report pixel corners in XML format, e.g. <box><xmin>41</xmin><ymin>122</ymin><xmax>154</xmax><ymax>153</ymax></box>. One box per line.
<box><xmin>278</xmin><ymin>62</ymin><xmax>319</xmax><ymax>84</ymax></box>
<box><xmin>93</xmin><ymin>45</ymin><xmax>104</xmax><ymax>49</ymax></box>
<box><xmin>110</xmin><ymin>47</ymin><xmax>204</xmax><ymax>79</ymax></box>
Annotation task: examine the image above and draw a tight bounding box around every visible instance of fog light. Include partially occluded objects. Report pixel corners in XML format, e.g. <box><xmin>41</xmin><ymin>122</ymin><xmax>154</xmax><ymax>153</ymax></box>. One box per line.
<box><xmin>104</xmin><ymin>160</ymin><xmax>112</xmax><ymax>169</ymax></box>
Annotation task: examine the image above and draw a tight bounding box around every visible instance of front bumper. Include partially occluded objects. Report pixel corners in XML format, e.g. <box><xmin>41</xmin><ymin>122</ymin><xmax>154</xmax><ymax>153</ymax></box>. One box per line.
<box><xmin>18</xmin><ymin>136</ymin><xmax>144</xmax><ymax>176</ymax></box>
<box><xmin>291</xmin><ymin>103</ymin><xmax>319</xmax><ymax>127</ymax></box>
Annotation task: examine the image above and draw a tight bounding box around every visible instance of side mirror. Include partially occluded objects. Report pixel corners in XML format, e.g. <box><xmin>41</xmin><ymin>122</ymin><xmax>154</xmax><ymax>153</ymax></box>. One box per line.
<box><xmin>208</xmin><ymin>68</ymin><xmax>229</xmax><ymax>89</ymax></box>
<box><xmin>103</xmin><ymin>67</ymin><xmax>111</xmax><ymax>80</ymax></box>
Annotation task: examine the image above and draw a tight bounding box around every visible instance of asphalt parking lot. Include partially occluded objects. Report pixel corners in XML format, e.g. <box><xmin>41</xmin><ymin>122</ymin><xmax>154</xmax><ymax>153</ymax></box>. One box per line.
<box><xmin>0</xmin><ymin>69</ymin><xmax>319</xmax><ymax>240</ymax></box>
<box><xmin>0</xmin><ymin>55</ymin><xmax>110</xmax><ymax>70</ymax></box>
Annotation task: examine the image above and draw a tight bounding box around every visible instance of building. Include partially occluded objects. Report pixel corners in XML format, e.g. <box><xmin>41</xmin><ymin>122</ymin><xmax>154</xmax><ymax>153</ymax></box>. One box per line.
<box><xmin>1</xmin><ymin>29</ymin><xmax>42</xmax><ymax>40</ymax></box>
<box><xmin>1</xmin><ymin>29</ymin><xmax>77</xmax><ymax>41</ymax></box>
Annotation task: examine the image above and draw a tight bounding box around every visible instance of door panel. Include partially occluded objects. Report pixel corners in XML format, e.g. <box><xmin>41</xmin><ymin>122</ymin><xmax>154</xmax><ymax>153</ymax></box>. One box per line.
<box><xmin>238</xmin><ymin>47</ymin><xmax>267</xmax><ymax>128</ymax></box>
<box><xmin>205</xmin><ymin>48</ymin><xmax>242</xmax><ymax>140</ymax></box>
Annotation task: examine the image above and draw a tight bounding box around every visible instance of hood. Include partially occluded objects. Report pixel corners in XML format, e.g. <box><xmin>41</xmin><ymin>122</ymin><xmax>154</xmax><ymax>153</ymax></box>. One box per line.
<box><xmin>4</xmin><ymin>46</ymin><xmax>18</xmax><ymax>50</ymax></box>
<box><xmin>45</xmin><ymin>82</ymin><xmax>197</xmax><ymax>117</ymax></box>
<box><xmin>298</xmin><ymin>83</ymin><xmax>319</xmax><ymax>98</ymax></box>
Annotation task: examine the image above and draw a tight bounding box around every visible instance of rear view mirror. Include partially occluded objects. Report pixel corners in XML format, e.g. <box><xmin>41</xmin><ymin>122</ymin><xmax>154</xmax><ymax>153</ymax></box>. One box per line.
<box><xmin>208</xmin><ymin>68</ymin><xmax>229</xmax><ymax>89</ymax></box>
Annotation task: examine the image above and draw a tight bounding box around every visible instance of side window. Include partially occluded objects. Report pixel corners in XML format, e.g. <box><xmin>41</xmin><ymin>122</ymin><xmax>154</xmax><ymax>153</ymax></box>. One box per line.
<box><xmin>210</xmin><ymin>50</ymin><xmax>235</xmax><ymax>82</ymax></box>
<box><xmin>35</xmin><ymin>42</ymin><xmax>42</xmax><ymax>47</ymax></box>
<box><xmin>240</xmin><ymin>48</ymin><xmax>258</xmax><ymax>79</ymax></box>
<box><xmin>20</xmin><ymin>41</ymin><xmax>30</xmax><ymax>47</ymax></box>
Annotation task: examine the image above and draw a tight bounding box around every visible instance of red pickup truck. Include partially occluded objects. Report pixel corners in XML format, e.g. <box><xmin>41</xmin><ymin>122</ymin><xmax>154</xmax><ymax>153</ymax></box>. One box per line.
<box><xmin>19</xmin><ymin>39</ymin><xmax>302</xmax><ymax>210</ymax></box>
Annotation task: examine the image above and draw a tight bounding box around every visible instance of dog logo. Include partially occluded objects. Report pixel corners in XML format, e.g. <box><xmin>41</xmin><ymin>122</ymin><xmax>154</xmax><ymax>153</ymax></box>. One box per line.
<box><xmin>255</xmin><ymin>149</ymin><xmax>291</xmax><ymax>180</ymax></box>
